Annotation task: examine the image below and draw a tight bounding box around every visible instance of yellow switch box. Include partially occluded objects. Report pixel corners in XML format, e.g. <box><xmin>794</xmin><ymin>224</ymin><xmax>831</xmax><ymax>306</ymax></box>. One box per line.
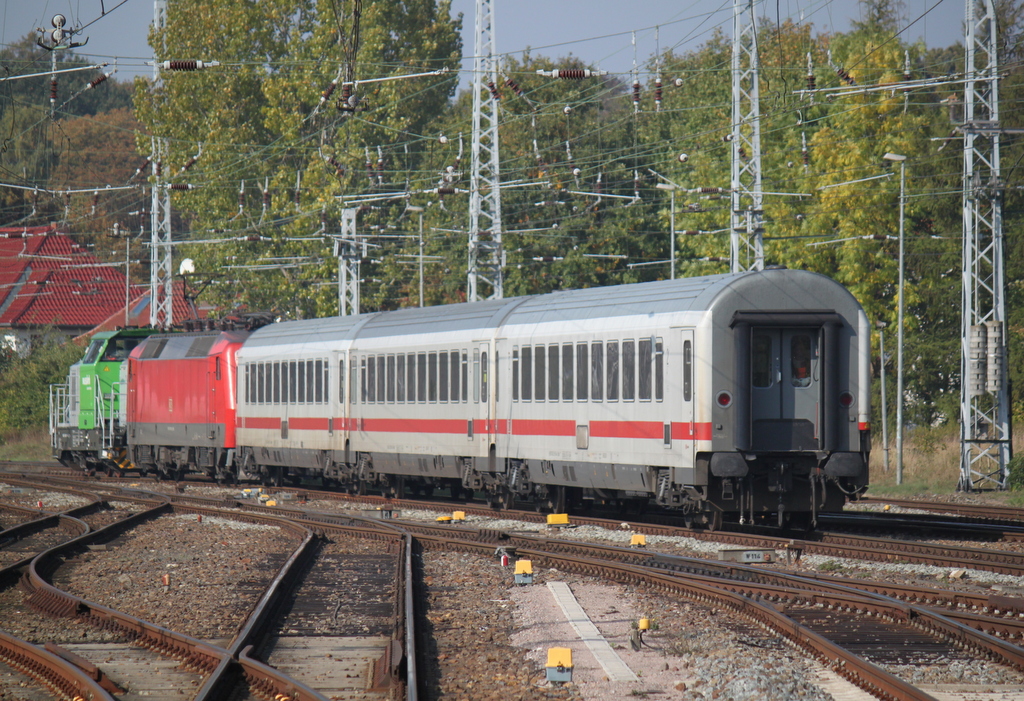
<box><xmin>547</xmin><ymin>513</ymin><xmax>569</xmax><ymax>526</ymax></box>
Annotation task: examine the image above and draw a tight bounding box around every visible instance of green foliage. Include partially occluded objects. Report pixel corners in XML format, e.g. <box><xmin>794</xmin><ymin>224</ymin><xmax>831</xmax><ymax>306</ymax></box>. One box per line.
<box><xmin>1008</xmin><ymin>454</ymin><xmax>1024</xmax><ymax>491</ymax></box>
<box><xmin>0</xmin><ymin>339</ymin><xmax>83</xmax><ymax>431</ymax></box>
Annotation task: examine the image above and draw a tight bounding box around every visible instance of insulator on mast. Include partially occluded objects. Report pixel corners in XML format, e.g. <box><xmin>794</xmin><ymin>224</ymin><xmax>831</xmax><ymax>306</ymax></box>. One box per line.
<box><xmin>654</xmin><ymin>78</ymin><xmax>663</xmax><ymax>111</ymax></box>
<box><xmin>535</xmin><ymin>68</ymin><xmax>607</xmax><ymax>79</ymax></box>
<box><xmin>632</xmin><ymin>80</ymin><xmax>641</xmax><ymax>112</ymax></box>
<box><xmin>87</xmin><ymin>70</ymin><xmax>114</xmax><ymax>90</ymax></box>
<box><xmin>827</xmin><ymin>51</ymin><xmax>854</xmax><ymax>85</ymax></box>
<box><xmin>486</xmin><ymin>81</ymin><xmax>501</xmax><ymax>100</ymax></box>
<box><xmin>130</xmin><ymin>157</ymin><xmax>151</xmax><ymax>182</ymax></box>
<box><xmin>320</xmin><ymin>79</ymin><xmax>338</xmax><ymax>104</ymax></box>
<box><xmin>805</xmin><ymin>53</ymin><xmax>816</xmax><ymax>90</ymax></box>
<box><xmin>323</xmin><ymin>155</ymin><xmax>344</xmax><ymax>178</ymax></box>
<box><xmin>155</xmin><ymin>161</ymin><xmax>163</xmax><ymax>177</ymax></box>
<box><xmin>801</xmin><ymin>132</ymin><xmax>809</xmax><ymax>170</ymax></box>
<box><xmin>90</xmin><ymin>191</ymin><xmax>99</xmax><ymax>215</ymax></box>
<box><xmin>168</xmin><ymin>183</ymin><xmax>195</xmax><ymax>191</ymax></box>
<box><xmin>294</xmin><ymin>171</ymin><xmax>301</xmax><ymax>210</ymax></box>
<box><xmin>160</xmin><ymin>60</ymin><xmax>219</xmax><ymax>71</ymax></box>
<box><xmin>50</xmin><ymin>79</ymin><xmax>58</xmax><ymax>101</ymax></box>
<box><xmin>179</xmin><ymin>145</ymin><xmax>202</xmax><ymax>173</ymax></box>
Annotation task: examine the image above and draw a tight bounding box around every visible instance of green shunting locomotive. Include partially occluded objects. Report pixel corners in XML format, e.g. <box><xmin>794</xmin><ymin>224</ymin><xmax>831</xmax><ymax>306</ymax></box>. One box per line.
<box><xmin>49</xmin><ymin>328</ymin><xmax>158</xmax><ymax>474</ymax></box>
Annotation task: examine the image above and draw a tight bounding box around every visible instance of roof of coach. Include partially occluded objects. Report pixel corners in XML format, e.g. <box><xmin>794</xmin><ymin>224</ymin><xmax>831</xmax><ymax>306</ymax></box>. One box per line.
<box><xmin>240</xmin><ymin>269</ymin><xmax>857</xmax><ymax>349</ymax></box>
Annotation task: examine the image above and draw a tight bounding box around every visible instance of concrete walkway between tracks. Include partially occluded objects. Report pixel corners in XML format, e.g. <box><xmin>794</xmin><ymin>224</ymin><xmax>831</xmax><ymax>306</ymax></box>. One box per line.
<box><xmin>546</xmin><ymin>581</ymin><xmax>638</xmax><ymax>682</ymax></box>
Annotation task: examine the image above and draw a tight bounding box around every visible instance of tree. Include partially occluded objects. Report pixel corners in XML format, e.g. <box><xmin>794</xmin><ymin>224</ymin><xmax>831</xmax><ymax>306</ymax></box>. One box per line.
<box><xmin>133</xmin><ymin>0</ymin><xmax>462</xmax><ymax>318</ymax></box>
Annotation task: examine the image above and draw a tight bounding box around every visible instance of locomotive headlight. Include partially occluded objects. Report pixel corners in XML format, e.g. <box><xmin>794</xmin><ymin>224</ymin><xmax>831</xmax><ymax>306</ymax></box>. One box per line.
<box><xmin>715</xmin><ymin>391</ymin><xmax>733</xmax><ymax>408</ymax></box>
<box><xmin>839</xmin><ymin>391</ymin><xmax>854</xmax><ymax>408</ymax></box>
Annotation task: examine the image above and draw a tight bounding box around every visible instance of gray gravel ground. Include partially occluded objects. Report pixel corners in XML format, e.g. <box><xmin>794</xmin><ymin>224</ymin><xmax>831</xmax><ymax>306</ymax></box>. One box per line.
<box><xmin>52</xmin><ymin>512</ymin><xmax>300</xmax><ymax>641</ymax></box>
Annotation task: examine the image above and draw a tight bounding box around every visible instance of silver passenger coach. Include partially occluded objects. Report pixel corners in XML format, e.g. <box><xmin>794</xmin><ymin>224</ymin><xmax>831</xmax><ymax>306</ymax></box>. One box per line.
<box><xmin>235</xmin><ymin>267</ymin><xmax>870</xmax><ymax>527</ymax></box>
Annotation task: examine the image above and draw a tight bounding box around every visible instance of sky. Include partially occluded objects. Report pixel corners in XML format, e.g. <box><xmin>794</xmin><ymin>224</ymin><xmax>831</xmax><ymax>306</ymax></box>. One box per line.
<box><xmin>1</xmin><ymin>0</ymin><xmax>967</xmax><ymax>87</ymax></box>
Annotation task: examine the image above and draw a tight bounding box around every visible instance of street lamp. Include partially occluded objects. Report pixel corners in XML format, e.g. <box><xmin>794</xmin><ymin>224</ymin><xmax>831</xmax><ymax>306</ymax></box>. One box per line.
<box><xmin>883</xmin><ymin>152</ymin><xmax>906</xmax><ymax>485</ymax></box>
<box><xmin>875</xmin><ymin>320</ymin><xmax>890</xmax><ymax>474</ymax></box>
<box><xmin>654</xmin><ymin>180</ymin><xmax>681</xmax><ymax>279</ymax></box>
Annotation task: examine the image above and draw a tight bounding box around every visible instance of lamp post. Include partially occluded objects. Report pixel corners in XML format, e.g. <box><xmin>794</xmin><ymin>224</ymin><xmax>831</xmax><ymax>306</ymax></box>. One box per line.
<box><xmin>883</xmin><ymin>152</ymin><xmax>906</xmax><ymax>485</ymax></box>
<box><xmin>876</xmin><ymin>320</ymin><xmax>890</xmax><ymax>474</ymax></box>
<box><xmin>654</xmin><ymin>181</ymin><xmax>679</xmax><ymax>279</ymax></box>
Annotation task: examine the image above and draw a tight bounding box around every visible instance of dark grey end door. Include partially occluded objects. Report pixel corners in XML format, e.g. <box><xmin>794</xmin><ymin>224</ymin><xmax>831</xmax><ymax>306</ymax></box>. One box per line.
<box><xmin>750</xmin><ymin>328</ymin><xmax>819</xmax><ymax>451</ymax></box>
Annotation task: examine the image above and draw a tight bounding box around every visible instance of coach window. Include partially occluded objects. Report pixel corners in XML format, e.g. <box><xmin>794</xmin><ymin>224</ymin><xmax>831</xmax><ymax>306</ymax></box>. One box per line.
<box><xmin>520</xmin><ymin>346</ymin><xmax>532</xmax><ymax>400</ymax></box>
<box><xmin>474</xmin><ymin>349</ymin><xmax>482</xmax><ymax>402</ymax></box>
<box><xmin>360</xmin><ymin>357</ymin><xmax>369</xmax><ymax>402</ymax></box>
<box><xmin>451</xmin><ymin>351</ymin><xmax>461</xmax><ymax>402</ymax></box>
<box><xmin>386</xmin><ymin>356</ymin><xmax>396</xmax><ymax>403</ymax></box>
<box><xmin>256</xmin><ymin>363</ymin><xmax>264</xmax><ymax>404</ymax></box>
<box><xmin>297</xmin><ymin>361</ymin><xmax>306</xmax><ymax>404</ymax></box>
<box><xmin>320</xmin><ymin>360</ymin><xmax>328</xmax><ymax>404</ymax></box>
<box><xmin>752</xmin><ymin>333</ymin><xmax>772</xmax><ymax>387</ymax></box>
<box><xmin>656</xmin><ymin>339</ymin><xmax>665</xmax><ymax>401</ymax></box>
<box><xmin>638</xmin><ymin>339</ymin><xmax>652</xmax><ymax>401</ymax></box>
<box><xmin>576</xmin><ymin>344</ymin><xmax>588</xmax><ymax>400</ymax></box>
<box><xmin>562</xmin><ymin>344</ymin><xmax>574</xmax><ymax>401</ymax></box>
<box><xmin>606</xmin><ymin>341</ymin><xmax>620</xmax><ymax>401</ymax></box>
<box><xmin>535</xmin><ymin>345</ymin><xmax>546</xmax><ymax>401</ymax></box>
<box><xmin>407</xmin><ymin>353</ymin><xmax>417</xmax><ymax>402</ymax></box>
<box><xmin>461</xmin><ymin>351</ymin><xmax>469</xmax><ymax>401</ymax></box>
<box><xmin>591</xmin><ymin>342</ymin><xmax>603</xmax><ymax>401</ymax></box>
<box><xmin>548</xmin><ymin>345</ymin><xmax>559</xmax><ymax>401</ymax></box>
<box><xmin>338</xmin><ymin>359</ymin><xmax>345</xmax><ymax>404</ymax></box>
<box><xmin>791</xmin><ymin>334</ymin><xmax>812</xmax><ymax>388</ymax></box>
<box><xmin>376</xmin><ymin>356</ymin><xmax>386</xmax><ymax>403</ymax></box>
<box><xmin>426</xmin><ymin>352</ymin><xmax>437</xmax><ymax>402</ymax></box>
<box><xmin>351</xmin><ymin>360</ymin><xmax>358</xmax><ymax>405</ymax></box>
<box><xmin>293</xmin><ymin>361</ymin><xmax>301</xmax><ymax>403</ymax></box>
<box><xmin>439</xmin><ymin>351</ymin><xmax>449</xmax><ymax>402</ymax></box>
<box><xmin>396</xmin><ymin>355</ymin><xmax>406</xmax><ymax>402</ymax></box>
<box><xmin>271</xmin><ymin>362</ymin><xmax>280</xmax><ymax>404</ymax></box>
<box><xmin>512</xmin><ymin>349</ymin><xmax>520</xmax><ymax>401</ymax></box>
<box><xmin>417</xmin><ymin>352</ymin><xmax>427</xmax><ymax>402</ymax></box>
<box><xmin>683</xmin><ymin>340</ymin><xmax>692</xmax><ymax>402</ymax></box>
<box><xmin>481</xmin><ymin>351</ymin><xmax>489</xmax><ymax>402</ymax></box>
<box><xmin>622</xmin><ymin>340</ymin><xmax>635</xmax><ymax>401</ymax></box>
<box><xmin>308</xmin><ymin>361</ymin><xmax>317</xmax><ymax>403</ymax></box>
<box><xmin>366</xmin><ymin>356</ymin><xmax>377</xmax><ymax>403</ymax></box>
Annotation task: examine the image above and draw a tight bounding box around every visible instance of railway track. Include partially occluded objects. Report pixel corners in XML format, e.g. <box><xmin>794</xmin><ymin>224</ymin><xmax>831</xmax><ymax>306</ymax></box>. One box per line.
<box><xmin>0</xmin><ymin>472</ymin><xmax>418</xmax><ymax>701</ymax></box>
<box><xmin>5</xmin><ymin>468</ymin><xmax>1024</xmax><ymax>700</ymax></box>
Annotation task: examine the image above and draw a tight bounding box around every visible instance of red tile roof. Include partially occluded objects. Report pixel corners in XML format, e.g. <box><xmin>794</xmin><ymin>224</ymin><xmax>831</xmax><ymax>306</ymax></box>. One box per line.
<box><xmin>0</xmin><ymin>224</ymin><xmax>140</xmax><ymax>330</ymax></box>
<box><xmin>86</xmin><ymin>281</ymin><xmax>212</xmax><ymax>336</ymax></box>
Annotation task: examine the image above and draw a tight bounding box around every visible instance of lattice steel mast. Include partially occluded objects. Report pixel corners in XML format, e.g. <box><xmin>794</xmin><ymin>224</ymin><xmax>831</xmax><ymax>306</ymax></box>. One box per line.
<box><xmin>467</xmin><ymin>0</ymin><xmax>503</xmax><ymax>301</ymax></box>
<box><xmin>730</xmin><ymin>0</ymin><xmax>764</xmax><ymax>273</ymax></box>
<box><xmin>960</xmin><ymin>0</ymin><xmax>1010</xmax><ymax>489</ymax></box>
<box><xmin>149</xmin><ymin>0</ymin><xmax>173</xmax><ymax>328</ymax></box>
<box><xmin>336</xmin><ymin>208</ymin><xmax>361</xmax><ymax>316</ymax></box>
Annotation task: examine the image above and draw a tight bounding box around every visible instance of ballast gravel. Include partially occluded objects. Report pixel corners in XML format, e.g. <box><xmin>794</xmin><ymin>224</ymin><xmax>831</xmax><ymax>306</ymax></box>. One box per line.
<box><xmin>51</xmin><ymin>512</ymin><xmax>300</xmax><ymax>641</ymax></box>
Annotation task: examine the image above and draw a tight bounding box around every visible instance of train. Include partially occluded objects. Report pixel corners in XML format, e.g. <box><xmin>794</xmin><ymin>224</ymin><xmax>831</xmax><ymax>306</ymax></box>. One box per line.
<box><xmin>53</xmin><ymin>267</ymin><xmax>871</xmax><ymax>527</ymax></box>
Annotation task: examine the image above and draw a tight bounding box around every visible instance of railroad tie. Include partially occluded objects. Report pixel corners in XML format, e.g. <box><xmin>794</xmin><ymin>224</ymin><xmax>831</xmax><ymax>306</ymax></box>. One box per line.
<box><xmin>545</xmin><ymin>581</ymin><xmax>638</xmax><ymax>682</ymax></box>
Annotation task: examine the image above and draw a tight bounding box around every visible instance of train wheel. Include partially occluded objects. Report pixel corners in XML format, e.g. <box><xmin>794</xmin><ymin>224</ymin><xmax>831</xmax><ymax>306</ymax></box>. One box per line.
<box><xmin>705</xmin><ymin>508</ymin><xmax>723</xmax><ymax>532</ymax></box>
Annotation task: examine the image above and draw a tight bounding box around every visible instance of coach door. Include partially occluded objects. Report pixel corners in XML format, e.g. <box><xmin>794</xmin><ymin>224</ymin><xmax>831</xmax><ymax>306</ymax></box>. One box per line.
<box><xmin>750</xmin><ymin>328</ymin><xmax>820</xmax><ymax>451</ymax></box>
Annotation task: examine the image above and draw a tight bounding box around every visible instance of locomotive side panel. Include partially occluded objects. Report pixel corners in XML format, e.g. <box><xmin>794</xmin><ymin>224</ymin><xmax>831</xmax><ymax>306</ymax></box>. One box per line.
<box><xmin>127</xmin><ymin>331</ymin><xmax>246</xmax><ymax>479</ymax></box>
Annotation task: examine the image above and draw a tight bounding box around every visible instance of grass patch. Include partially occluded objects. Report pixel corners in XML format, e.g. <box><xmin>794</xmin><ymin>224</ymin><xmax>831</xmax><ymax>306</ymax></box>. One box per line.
<box><xmin>0</xmin><ymin>427</ymin><xmax>55</xmax><ymax>462</ymax></box>
<box><xmin>865</xmin><ymin>424</ymin><xmax>1024</xmax><ymax>498</ymax></box>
